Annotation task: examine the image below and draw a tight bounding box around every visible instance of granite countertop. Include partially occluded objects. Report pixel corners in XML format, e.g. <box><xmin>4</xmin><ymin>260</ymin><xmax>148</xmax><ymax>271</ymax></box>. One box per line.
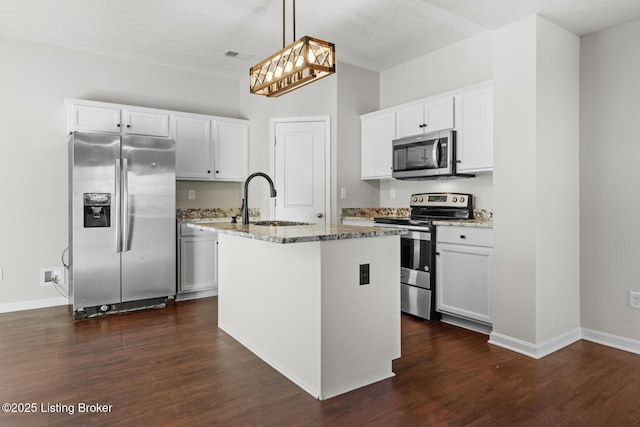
<box><xmin>188</xmin><ymin>222</ymin><xmax>406</xmax><ymax>244</ymax></box>
<box><xmin>340</xmin><ymin>207</ymin><xmax>494</xmax><ymax>228</ymax></box>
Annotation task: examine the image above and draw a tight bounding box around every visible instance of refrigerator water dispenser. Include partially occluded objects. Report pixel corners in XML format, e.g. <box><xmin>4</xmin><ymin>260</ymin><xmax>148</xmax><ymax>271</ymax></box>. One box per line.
<box><xmin>83</xmin><ymin>193</ymin><xmax>111</xmax><ymax>227</ymax></box>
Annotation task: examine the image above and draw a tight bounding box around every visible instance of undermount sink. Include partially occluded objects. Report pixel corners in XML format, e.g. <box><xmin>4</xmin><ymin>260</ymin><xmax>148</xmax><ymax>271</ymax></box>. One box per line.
<box><xmin>252</xmin><ymin>220</ymin><xmax>311</xmax><ymax>227</ymax></box>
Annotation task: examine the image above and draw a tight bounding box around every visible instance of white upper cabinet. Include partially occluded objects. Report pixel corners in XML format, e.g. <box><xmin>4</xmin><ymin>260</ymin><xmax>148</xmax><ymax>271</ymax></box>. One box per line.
<box><xmin>213</xmin><ymin>120</ymin><xmax>248</xmax><ymax>181</ymax></box>
<box><xmin>174</xmin><ymin>116</ymin><xmax>249</xmax><ymax>182</ymax></box>
<box><xmin>65</xmin><ymin>99</ymin><xmax>249</xmax><ymax>182</ymax></box>
<box><xmin>361</xmin><ymin>110</ymin><xmax>395</xmax><ymax>180</ymax></box>
<box><xmin>69</xmin><ymin>104</ymin><xmax>122</xmax><ymax>134</ymax></box>
<box><xmin>454</xmin><ymin>83</ymin><xmax>493</xmax><ymax>173</ymax></box>
<box><xmin>174</xmin><ymin>116</ymin><xmax>212</xmax><ymax>179</ymax></box>
<box><xmin>395</xmin><ymin>96</ymin><xmax>454</xmax><ymax>138</ymax></box>
<box><xmin>359</xmin><ymin>81</ymin><xmax>493</xmax><ymax>181</ymax></box>
<box><xmin>68</xmin><ymin>102</ymin><xmax>169</xmax><ymax>137</ymax></box>
<box><xmin>124</xmin><ymin>110</ymin><xmax>170</xmax><ymax>137</ymax></box>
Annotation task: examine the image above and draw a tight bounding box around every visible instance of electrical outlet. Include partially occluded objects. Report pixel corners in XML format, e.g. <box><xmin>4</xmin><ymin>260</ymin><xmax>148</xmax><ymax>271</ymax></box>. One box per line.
<box><xmin>40</xmin><ymin>267</ymin><xmax>64</xmax><ymax>287</ymax></box>
<box><xmin>0</xmin><ymin>267</ymin><xmax>3</xmax><ymax>281</ymax></box>
<box><xmin>340</xmin><ymin>187</ymin><xmax>348</xmax><ymax>199</ymax></box>
<box><xmin>359</xmin><ymin>263</ymin><xmax>370</xmax><ymax>286</ymax></box>
<box><xmin>188</xmin><ymin>190</ymin><xmax>196</xmax><ymax>200</ymax></box>
<box><xmin>390</xmin><ymin>189</ymin><xmax>396</xmax><ymax>199</ymax></box>
<box><xmin>630</xmin><ymin>291</ymin><xmax>640</xmax><ymax>309</ymax></box>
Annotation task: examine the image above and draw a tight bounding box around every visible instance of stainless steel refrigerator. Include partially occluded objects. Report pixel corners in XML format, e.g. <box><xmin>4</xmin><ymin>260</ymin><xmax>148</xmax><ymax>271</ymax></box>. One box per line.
<box><xmin>68</xmin><ymin>131</ymin><xmax>176</xmax><ymax>319</ymax></box>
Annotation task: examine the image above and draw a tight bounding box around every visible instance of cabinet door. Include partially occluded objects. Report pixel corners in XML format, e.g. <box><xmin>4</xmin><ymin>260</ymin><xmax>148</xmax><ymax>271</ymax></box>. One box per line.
<box><xmin>455</xmin><ymin>86</ymin><xmax>493</xmax><ymax>173</ymax></box>
<box><xmin>395</xmin><ymin>104</ymin><xmax>425</xmax><ymax>138</ymax></box>
<box><xmin>213</xmin><ymin>121</ymin><xmax>248</xmax><ymax>181</ymax></box>
<box><xmin>179</xmin><ymin>235</ymin><xmax>218</xmax><ymax>293</ymax></box>
<box><xmin>70</xmin><ymin>104</ymin><xmax>122</xmax><ymax>133</ymax></box>
<box><xmin>174</xmin><ymin>116</ymin><xmax>212</xmax><ymax>179</ymax></box>
<box><xmin>436</xmin><ymin>242</ymin><xmax>492</xmax><ymax>324</ymax></box>
<box><xmin>396</xmin><ymin>97</ymin><xmax>454</xmax><ymax>138</ymax></box>
<box><xmin>124</xmin><ymin>110</ymin><xmax>170</xmax><ymax>137</ymax></box>
<box><xmin>361</xmin><ymin>111</ymin><xmax>395</xmax><ymax>179</ymax></box>
<box><xmin>424</xmin><ymin>96</ymin><xmax>454</xmax><ymax>133</ymax></box>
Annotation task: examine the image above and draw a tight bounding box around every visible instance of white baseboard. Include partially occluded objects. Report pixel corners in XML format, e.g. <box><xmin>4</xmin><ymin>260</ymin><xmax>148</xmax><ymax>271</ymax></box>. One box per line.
<box><xmin>488</xmin><ymin>327</ymin><xmax>582</xmax><ymax>359</ymax></box>
<box><xmin>0</xmin><ymin>297</ymin><xmax>68</xmax><ymax>314</ymax></box>
<box><xmin>582</xmin><ymin>327</ymin><xmax>640</xmax><ymax>356</ymax></box>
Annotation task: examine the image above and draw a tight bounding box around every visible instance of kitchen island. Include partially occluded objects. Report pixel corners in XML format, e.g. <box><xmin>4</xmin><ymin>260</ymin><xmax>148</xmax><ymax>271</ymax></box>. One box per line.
<box><xmin>189</xmin><ymin>222</ymin><xmax>403</xmax><ymax>400</ymax></box>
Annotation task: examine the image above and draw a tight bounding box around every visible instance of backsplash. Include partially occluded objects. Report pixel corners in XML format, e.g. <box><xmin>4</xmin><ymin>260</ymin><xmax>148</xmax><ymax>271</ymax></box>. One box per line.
<box><xmin>176</xmin><ymin>208</ymin><xmax>261</xmax><ymax>222</ymax></box>
<box><xmin>473</xmin><ymin>209</ymin><xmax>493</xmax><ymax>221</ymax></box>
<box><xmin>341</xmin><ymin>207</ymin><xmax>410</xmax><ymax>221</ymax></box>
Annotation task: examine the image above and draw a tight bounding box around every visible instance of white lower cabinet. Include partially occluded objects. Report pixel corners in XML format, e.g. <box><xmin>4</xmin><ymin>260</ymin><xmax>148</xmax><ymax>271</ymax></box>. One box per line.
<box><xmin>177</xmin><ymin>223</ymin><xmax>218</xmax><ymax>299</ymax></box>
<box><xmin>436</xmin><ymin>226</ymin><xmax>493</xmax><ymax>324</ymax></box>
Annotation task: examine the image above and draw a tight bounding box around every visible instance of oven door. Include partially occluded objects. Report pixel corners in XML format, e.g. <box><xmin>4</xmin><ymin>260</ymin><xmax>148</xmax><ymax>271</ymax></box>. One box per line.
<box><xmin>400</xmin><ymin>228</ymin><xmax>433</xmax><ymax>290</ymax></box>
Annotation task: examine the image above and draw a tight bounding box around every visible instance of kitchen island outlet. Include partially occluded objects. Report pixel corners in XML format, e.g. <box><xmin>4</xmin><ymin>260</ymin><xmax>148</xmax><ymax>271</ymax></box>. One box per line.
<box><xmin>189</xmin><ymin>222</ymin><xmax>404</xmax><ymax>400</ymax></box>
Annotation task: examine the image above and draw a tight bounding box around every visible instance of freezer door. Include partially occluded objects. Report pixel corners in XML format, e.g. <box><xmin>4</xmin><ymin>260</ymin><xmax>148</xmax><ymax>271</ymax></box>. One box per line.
<box><xmin>69</xmin><ymin>132</ymin><xmax>122</xmax><ymax>308</ymax></box>
<box><xmin>120</xmin><ymin>136</ymin><xmax>176</xmax><ymax>301</ymax></box>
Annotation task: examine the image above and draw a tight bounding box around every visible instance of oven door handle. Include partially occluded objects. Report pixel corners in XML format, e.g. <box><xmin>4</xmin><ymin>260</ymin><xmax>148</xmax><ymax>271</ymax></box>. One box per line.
<box><xmin>405</xmin><ymin>230</ymin><xmax>431</xmax><ymax>241</ymax></box>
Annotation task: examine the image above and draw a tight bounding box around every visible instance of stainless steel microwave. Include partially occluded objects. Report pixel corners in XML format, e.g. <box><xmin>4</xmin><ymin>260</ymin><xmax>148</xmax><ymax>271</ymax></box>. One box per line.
<box><xmin>392</xmin><ymin>129</ymin><xmax>472</xmax><ymax>180</ymax></box>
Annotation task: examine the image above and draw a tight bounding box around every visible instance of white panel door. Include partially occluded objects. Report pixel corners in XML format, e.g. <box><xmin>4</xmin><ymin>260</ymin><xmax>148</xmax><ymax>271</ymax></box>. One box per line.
<box><xmin>274</xmin><ymin>121</ymin><xmax>326</xmax><ymax>224</ymax></box>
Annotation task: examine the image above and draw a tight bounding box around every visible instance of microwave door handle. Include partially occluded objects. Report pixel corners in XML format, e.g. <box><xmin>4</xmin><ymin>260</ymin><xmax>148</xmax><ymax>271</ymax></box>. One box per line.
<box><xmin>432</xmin><ymin>139</ymin><xmax>440</xmax><ymax>168</ymax></box>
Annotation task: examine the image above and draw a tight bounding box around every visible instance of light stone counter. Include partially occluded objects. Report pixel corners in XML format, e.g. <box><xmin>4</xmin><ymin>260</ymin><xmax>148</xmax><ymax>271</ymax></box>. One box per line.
<box><xmin>432</xmin><ymin>219</ymin><xmax>493</xmax><ymax>228</ymax></box>
<box><xmin>189</xmin><ymin>222</ymin><xmax>405</xmax><ymax>244</ymax></box>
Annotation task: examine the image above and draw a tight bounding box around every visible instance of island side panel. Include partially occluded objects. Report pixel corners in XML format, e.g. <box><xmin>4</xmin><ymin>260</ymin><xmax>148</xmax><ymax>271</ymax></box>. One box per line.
<box><xmin>217</xmin><ymin>234</ymin><xmax>323</xmax><ymax>398</ymax></box>
<box><xmin>319</xmin><ymin>235</ymin><xmax>401</xmax><ymax>399</ymax></box>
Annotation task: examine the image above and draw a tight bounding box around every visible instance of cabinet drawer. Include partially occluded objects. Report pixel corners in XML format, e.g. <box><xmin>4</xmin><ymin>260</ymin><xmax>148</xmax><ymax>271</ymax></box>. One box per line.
<box><xmin>437</xmin><ymin>226</ymin><xmax>492</xmax><ymax>247</ymax></box>
<box><xmin>179</xmin><ymin>222</ymin><xmax>218</xmax><ymax>237</ymax></box>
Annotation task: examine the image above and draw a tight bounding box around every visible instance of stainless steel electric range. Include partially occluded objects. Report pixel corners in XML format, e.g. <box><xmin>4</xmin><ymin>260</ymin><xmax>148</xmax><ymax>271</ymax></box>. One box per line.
<box><xmin>374</xmin><ymin>193</ymin><xmax>473</xmax><ymax>320</ymax></box>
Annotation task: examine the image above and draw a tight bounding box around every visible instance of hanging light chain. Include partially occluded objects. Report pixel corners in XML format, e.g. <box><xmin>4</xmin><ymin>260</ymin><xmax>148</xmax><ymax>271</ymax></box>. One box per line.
<box><xmin>282</xmin><ymin>0</ymin><xmax>297</xmax><ymax>49</ymax></box>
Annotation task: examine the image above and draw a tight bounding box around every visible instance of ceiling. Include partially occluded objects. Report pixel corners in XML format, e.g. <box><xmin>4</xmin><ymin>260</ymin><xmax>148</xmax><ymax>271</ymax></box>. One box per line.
<box><xmin>2</xmin><ymin>0</ymin><xmax>640</xmax><ymax>80</ymax></box>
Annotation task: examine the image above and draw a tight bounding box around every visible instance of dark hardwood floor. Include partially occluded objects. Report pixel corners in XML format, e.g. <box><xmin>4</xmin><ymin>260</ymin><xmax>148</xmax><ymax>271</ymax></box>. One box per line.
<box><xmin>1</xmin><ymin>298</ymin><xmax>639</xmax><ymax>426</ymax></box>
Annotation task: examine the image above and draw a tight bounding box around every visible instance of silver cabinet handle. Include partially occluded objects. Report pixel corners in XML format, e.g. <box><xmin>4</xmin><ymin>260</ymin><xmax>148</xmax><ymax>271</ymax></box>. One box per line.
<box><xmin>317</xmin><ymin>213</ymin><xmax>324</xmax><ymax>218</ymax></box>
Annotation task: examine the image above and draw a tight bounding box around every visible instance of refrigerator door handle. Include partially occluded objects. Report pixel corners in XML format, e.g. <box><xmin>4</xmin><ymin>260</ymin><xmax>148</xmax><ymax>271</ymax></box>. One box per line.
<box><xmin>115</xmin><ymin>158</ymin><xmax>123</xmax><ymax>253</ymax></box>
<box><xmin>122</xmin><ymin>158</ymin><xmax>131</xmax><ymax>252</ymax></box>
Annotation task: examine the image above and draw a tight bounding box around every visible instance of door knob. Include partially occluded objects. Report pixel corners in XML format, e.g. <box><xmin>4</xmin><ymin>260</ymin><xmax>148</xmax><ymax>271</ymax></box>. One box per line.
<box><xmin>317</xmin><ymin>213</ymin><xmax>324</xmax><ymax>218</ymax></box>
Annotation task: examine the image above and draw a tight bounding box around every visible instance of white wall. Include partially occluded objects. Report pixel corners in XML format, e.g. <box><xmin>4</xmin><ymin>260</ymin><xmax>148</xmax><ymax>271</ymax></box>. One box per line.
<box><xmin>580</xmin><ymin>19</ymin><xmax>640</xmax><ymax>341</ymax></box>
<box><xmin>380</xmin><ymin>32</ymin><xmax>494</xmax><ymax>109</ymax></box>
<box><xmin>492</xmin><ymin>16</ymin><xmax>539</xmax><ymax>345</ymax></box>
<box><xmin>491</xmin><ymin>15</ymin><xmax>580</xmax><ymax>354</ymax></box>
<box><xmin>0</xmin><ymin>36</ymin><xmax>242</xmax><ymax>308</ymax></box>
<box><xmin>378</xmin><ymin>31</ymin><xmax>495</xmax><ymax>209</ymax></box>
<box><xmin>336</xmin><ymin>64</ymin><xmax>381</xmax><ymax>210</ymax></box>
<box><xmin>535</xmin><ymin>17</ymin><xmax>580</xmax><ymax>344</ymax></box>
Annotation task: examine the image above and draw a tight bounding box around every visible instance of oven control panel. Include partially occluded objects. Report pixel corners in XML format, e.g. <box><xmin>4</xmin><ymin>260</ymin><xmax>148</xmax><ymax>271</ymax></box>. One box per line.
<box><xmin>410</xmin><ymin>192</ymin><xmax>472</xmax><ymax>208</ymax></box>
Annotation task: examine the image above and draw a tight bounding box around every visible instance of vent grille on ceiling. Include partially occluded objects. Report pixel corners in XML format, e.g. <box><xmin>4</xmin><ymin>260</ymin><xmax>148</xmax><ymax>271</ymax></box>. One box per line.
<box><xmin>223</xmin><ymin>50</ymin><xmax>254</xmax><ymax>60</ymax></box>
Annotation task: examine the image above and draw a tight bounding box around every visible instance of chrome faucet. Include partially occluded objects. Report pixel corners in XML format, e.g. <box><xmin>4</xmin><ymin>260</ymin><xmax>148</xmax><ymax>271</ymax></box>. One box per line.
<box><xmin>242</xmin><ymin>172</ymin><xmax>277</xmax><ymax>225</ymax></box>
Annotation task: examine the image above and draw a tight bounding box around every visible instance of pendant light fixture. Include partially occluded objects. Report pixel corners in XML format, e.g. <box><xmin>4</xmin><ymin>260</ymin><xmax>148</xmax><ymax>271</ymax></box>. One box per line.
<box><xmin>250</xmin><ymin>0</ymin><xmax>335</xmax><ymax>97</ymax></box>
